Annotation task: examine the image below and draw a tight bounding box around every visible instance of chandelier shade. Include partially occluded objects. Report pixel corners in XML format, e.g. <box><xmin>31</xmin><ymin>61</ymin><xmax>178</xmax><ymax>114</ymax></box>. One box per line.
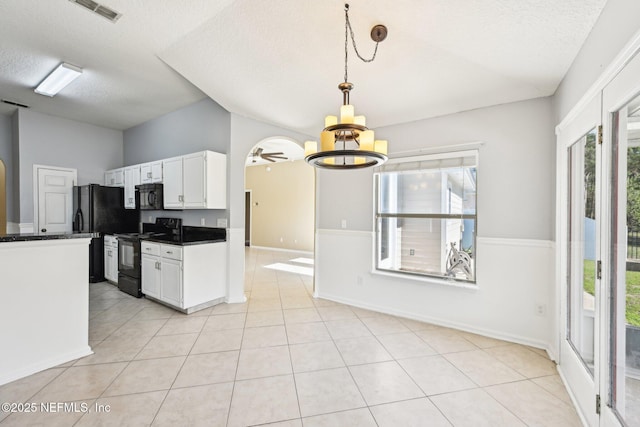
<box><xmin>304</xmin><ymin>4</ymin><xmax>388</xmax><ymax>170</ymax></box>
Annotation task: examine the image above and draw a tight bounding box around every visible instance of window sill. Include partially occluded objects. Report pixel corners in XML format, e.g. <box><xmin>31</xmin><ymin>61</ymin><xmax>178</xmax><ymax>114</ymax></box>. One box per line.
<box><xmin>371</xmin><ymin>268</ymin><xmax>478</xmax><ymax>290</ymax></box>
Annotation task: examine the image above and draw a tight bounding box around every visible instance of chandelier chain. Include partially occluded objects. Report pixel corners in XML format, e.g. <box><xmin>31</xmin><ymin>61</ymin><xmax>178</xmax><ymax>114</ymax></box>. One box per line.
<box><xmin>344</xmin><ymin>5</ymin><xmax>379</xmax><ymax>83</ymax></box>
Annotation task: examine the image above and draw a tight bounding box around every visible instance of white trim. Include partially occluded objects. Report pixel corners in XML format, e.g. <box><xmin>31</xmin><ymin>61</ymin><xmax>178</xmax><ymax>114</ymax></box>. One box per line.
<box><xmin>370</xmin><ymin>268</ymin><xmax>478</xmax><ymax>290</ymax></box>
<box><xmin>316</xmin><ymin>291</ymin><xmax>552</xmax><ymax>353</ymax></box>
<box><xmin>387</xmin><ymin>141</ymin><xmax>485</xmax><ymax>158</ymax></box>
<box><xmin>478</xmin><ymin>236</ymin><xmax>554</xmax><ymax>249</ymax></box>
<box><xmin>0</xmin><ymin>346</ymin><xmax>93</xmax><ymax>386</ymax></box>
<box><xmin>316</xmin><ymin>228</ymin><xmax>370</xmax><ymax>238</ymax></box>
<box><xmin>556</xmin><ymin>28</ymin><xmax>640</xmax><ymax>135</ymax></box>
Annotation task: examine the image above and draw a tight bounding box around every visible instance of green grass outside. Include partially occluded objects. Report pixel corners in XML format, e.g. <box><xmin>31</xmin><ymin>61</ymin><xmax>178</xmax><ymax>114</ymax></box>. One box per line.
<box><xmin>583</xmin><ymin>259</ymin><xmax>640</xmax><ymax>326</ymax></box>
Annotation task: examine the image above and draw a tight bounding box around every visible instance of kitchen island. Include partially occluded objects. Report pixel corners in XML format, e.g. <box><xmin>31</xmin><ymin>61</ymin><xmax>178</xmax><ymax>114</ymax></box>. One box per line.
<box><xmin>0</xmin><ymin>232</ymin><xmax>97</xmax><ymax>385</ymax></box>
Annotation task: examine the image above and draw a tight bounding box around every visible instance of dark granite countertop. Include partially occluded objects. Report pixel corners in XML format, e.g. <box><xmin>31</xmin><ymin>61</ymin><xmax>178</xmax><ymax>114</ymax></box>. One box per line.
<box><xmin>0</xmin><ymin>231</ymin><xmax>99</xmax><ymax>243</ymax></box>
<box><xmin>143</xmin><ymin>237</ymin><xmax>227</xmax><ymax>246</ymax></box>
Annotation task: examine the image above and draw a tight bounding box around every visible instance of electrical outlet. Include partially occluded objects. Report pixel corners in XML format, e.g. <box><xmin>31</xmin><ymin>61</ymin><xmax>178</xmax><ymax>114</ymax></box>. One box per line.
<box><xmin>148</xmin><ymin>216</ymin><xmax>153</xmax><ymax>223</ymax></box>
<box><xmin>200</xmin><ymin>218</ymin><xmax>206</xmax><ymax>226</ymax></box>
<box><xmin>341</xmin><ymin>219</ymin><xmax>347</xmax><ymax>229</ymax></box>
<box><xmin>410</xmin><ymin>249</ymin><xmax>415</xmax><ymax>256</ymax></box>
<box><xmin>535</xmin><ymin>303</ymin><xmax>547</xmax><ymax>316</ymax></box>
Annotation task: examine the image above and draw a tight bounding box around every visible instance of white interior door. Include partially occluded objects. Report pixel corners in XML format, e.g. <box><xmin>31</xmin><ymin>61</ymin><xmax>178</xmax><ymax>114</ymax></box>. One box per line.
<box><xmin>35</xmin><ymin>166</ymin><xmax>76</xmax><ymax>233</ymax></box>
<box><xmin>558</xmin><ymin>93</ymin><xmax>602</xmax><ymax>426</ymax></box>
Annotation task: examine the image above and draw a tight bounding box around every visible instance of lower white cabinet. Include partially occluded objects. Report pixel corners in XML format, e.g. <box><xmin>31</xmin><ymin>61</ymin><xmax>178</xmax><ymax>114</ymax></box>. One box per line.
<box><xmin>141</xmin><ymin>241</ymin><xmax>226</xmax><ymax>312</ymax></box>
<box><xmin>104</xmin><ymin>235</ymin><xmax>118</xmax><ymax>283</ymax></box>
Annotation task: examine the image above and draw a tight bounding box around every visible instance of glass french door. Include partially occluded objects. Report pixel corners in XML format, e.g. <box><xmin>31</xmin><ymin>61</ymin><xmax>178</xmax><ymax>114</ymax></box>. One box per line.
<box><xmin>601</xmin><ymin>50</ymin><xmax>640</xmax><ymax>427</ymax></box>
<box><xmin>559</xmin><ymin>92</ymin><xmax>602</xmax><ymax>427</ymax></box>
<box><xmin>561</xmin><ymin>50</ymin><xmax>640</xmax><ymax>427</ymax></box>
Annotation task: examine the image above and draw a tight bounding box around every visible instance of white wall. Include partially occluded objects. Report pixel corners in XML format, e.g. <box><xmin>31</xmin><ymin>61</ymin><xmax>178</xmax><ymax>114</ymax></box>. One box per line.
<box><xmin>315</xmin><ymin>97</ymin><xmax>557</xmax><ymax>350</ymax></box>
<box><xmin>15</xmin><ymin>109</ymin><xmax>123</xmax><ymax>223</ymax></box>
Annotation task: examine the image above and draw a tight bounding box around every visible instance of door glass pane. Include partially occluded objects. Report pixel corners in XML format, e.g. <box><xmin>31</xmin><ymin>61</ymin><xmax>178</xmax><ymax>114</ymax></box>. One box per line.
<box><xmin>567</xmin><ymin>128</ymin><xmax>597</xmax><ymax>376</ymax></box>
<box><xmin>610</xmin><ymin>93</ymin><xmax>640</xmax><ymax>425</ymax></box>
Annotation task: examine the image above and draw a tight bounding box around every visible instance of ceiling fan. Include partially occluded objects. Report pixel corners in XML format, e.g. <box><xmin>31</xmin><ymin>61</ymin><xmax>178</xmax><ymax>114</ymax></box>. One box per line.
<box><xmin>249</xmin><ymin>147</ymin><xmax>288</xmax><ymax>163</ymax></box>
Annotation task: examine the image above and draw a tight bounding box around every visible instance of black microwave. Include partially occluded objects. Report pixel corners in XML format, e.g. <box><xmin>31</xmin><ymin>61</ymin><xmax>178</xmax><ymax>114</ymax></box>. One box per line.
<box><xmin>135</xmin><ymin>183</ymin><xmax>163</xmax><ymax>210</ymax></box>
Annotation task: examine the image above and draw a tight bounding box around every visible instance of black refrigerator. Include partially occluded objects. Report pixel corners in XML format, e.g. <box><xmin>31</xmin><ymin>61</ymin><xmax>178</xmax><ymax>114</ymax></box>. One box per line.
<box><xmin>72</xmin><ymin>184</ymin><xmax>139</xmax><ymax>283</ymax></box>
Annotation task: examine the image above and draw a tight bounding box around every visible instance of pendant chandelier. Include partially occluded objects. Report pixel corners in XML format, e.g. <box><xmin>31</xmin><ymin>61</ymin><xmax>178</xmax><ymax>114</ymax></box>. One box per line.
<box><xmin>304</xmin><ymin>4</ymin><xmax>388</xmax><ymax>170</ymax></box>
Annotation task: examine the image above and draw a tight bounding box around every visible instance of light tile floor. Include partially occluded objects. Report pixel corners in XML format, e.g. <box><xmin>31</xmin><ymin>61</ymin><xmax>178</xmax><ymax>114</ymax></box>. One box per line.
<box><xmin>0</xmin><ymin>248</ymin><xmax>582</xmax><ymax>426</ymax></box>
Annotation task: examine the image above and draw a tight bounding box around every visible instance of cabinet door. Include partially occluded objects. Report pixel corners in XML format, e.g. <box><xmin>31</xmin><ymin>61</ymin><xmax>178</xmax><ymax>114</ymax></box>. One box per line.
<box><xmin>124</xmin><ymin>166</ymin><xmax>140</xmax><ymax>209</ymax></box>
<box><xmin>113</xmin><ymin>169</ymin><xmax>124</xmax><ymax>187</ymax></box>
<box><xmin>110</xmin><ymin>242</ymin><xmax>119</xmax><ymax>283</ymax></box>
<box><xmin>141</xmin><ymin>255</ymin><xmax>160</xmax><ymax>298</ymax></box>
<box><xmin>104</xmin><ymin>243</ymin><xmax>112</xmax><ymax>281</ymax></box>
<box><xmin>140</xmin><ymin>163</ymin><xmax>152</xmax><ymax>184</ymax></box>
<box><xmin>183</xmin><ymin>153</ymin><xmax>206</xmax><ymax>208</ymax></box>
<box><xmin>162</xmin><ymin>157</ymin><xmax>183</xmax><ymax>208</ymax></box>
<box><xmin>161</xmin><ymin>258</ymin><xmax>182</xmax><ymax>307</ymax></box>
<box><xmin>151</xmin><ymin>161</ymin><xmax>163</xmax><ymax>183</ymax></box>
<box><xmin>105</xmin><ymin>171</ymin><xmax>114</xmax><ymax>186</ymax></box>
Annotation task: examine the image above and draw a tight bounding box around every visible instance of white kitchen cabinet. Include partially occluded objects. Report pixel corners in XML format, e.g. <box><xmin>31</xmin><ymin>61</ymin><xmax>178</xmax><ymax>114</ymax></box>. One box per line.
<box><xmin>162</xmin><ymin>150</ymin><xmax>226</xmax><ymax>210</ymax></box>
<box><xmin>140</xmin><ymin>240</ymin><xmax>226</xmax><ymax>313</ymax></box>
<box><xmin>104</xmin><ymin>168</ymin><xmax>124</xmax><ymax>187</ymax></box>
<box><xmin>140</xmin><ymin>161</ymin><xmax>163</xmax><ymax>184</ymax></box>
<box><xmin>103</xmin><ymin>235</ymin><xmax>119</xmax><ymax>283</ymax></box>
<box><xmin>162</xmin><ymin>156</ymin><xmax>183</xmax><ymax>209</ymax></box>
<box><xmin>141</xmin><ymin>254</ymin><xmax>161</xmax><ymax>298</ymax></box>
<box><xmin>123</xmin><ymin>165</ymin><xmax>141</xmax><ymax>209</ymax></box>
<box><xmin>160</xmin><ymin>258</ymin><xmax>182</xmax><ymax>307</ymax></box>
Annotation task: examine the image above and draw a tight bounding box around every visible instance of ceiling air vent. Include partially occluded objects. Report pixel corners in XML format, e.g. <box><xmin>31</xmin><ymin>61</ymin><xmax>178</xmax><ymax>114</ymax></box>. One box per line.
<box><xmin>69</xmin><ymin>0</ymin><xmax>121</xmax><ymax>23</ymax></box>
<box><xmin>1</xmin><ymin>99</ymin><xmax>30</xmax><ymax>109</ymax></box>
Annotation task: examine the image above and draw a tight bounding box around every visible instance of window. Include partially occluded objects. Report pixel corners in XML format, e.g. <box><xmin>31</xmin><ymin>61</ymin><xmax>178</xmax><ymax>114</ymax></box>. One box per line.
<box><xmin>374</xmin><ymin>150</ymin><xmax>478</xmax><ymax>283</ymax></box>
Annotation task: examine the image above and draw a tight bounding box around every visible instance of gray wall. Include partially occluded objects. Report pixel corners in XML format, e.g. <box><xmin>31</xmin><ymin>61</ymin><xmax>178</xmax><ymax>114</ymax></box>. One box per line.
<box><xmin>124</xmin><ymin>98</ymin><xmax>229</xmax><ymax>164</ymax></box>
<box><xmin>0</xmin><ymin>114</ymin><xmax>13</xmax><ymax>222</ymax></box>
<box><xmin>16</xmin><ymin>109</ymin><xmax>123</xmax><ymax>223</ymax></box>
<box><xmin>554</xmin><ymin>0</ymin><xmax>640</xmax><ymax>123</ymax></box>
<box><xmin>317</xmin><ymin>96</ymin><xmax>556</xmax><ymax>241</ymax></box>
<box><xmin>123</xmin><ymin>98</ymin><xmax>231</xmax><ymax>227</ymax></box>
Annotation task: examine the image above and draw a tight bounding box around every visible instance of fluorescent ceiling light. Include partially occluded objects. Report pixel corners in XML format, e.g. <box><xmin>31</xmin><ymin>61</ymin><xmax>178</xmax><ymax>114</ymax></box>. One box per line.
<box><xmin>34</xmin><ymin>63</ymin><xmax>82</xmax><ymax>97</ymax></box>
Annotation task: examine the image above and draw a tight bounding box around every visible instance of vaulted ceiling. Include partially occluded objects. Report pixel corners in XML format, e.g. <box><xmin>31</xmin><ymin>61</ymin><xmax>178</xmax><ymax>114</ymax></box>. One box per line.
<box><xmin>0</xmin><ymin>0</ymin><xmax>607</xmax><ymax>135</ymax></box>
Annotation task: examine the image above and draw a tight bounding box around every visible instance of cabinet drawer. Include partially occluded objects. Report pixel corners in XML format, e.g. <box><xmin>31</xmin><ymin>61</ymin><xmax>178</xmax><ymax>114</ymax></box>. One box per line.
<box><xmin>141</xmin><ymin>241</ymin><xmax>160</xmax><ymax>256</ymax></box>
<box><xmin>161</xmin><ymin>244</ymin><xmax>183</xmax><ymax>261</ymax></box>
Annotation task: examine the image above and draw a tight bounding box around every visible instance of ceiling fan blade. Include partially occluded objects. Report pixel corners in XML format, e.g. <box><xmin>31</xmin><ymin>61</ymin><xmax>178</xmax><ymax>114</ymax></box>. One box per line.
<box><xmin>255</xmin><ymin>147</ymin><xmax>264</xmax><ymax>156</ymax></box>
<box><xmin>265</xmin><ymin>157</ymin><xmax>276</xmax><ymax>162</ymax></box>
<box><xmin>262</xmin><ymin>151</ymin><xmax>284</xmax><ymax>156</ymax></box>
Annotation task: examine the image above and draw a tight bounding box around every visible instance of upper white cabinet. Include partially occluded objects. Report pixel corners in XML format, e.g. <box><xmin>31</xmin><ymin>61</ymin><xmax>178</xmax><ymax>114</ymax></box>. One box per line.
<box><xmin>163</xmin><ymin>151</ymin><xmax>226</xmax><ymax>210</ymax></box>
<box><xmin>140</xmin><ymin>161</ymin><xmax>163</xmax><ymax>184</ymax></box>
<box><xmin>104</xmin><ymin>168</ymin><xmax>124</xmax><ymax>187</ymax></box>
<box><xmin>123</xmin><ymin>165</ymin><xmax>141</xmax><ymax>209</ymax></box>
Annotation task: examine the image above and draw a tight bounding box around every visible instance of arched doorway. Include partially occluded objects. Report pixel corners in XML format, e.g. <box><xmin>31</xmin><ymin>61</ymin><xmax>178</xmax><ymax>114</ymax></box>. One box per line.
<box><xmin>243</xmin><ymin>136</ymin><xmax>316</xmax><ymax>297</ymax></box>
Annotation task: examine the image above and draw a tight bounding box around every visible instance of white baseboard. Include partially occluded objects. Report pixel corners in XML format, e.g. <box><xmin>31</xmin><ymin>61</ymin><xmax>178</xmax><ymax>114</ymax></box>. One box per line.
<box><xmin>19</xmin><ymin>222</ymin><xmax>34</xmax><ymax>234</ymax></box>
<box><xmin>0</xmin><ymin>346</ymin><xmax>93</xmax><ymax>386</ymax></box>
<box><xmin>6</xmin><ymin>222</ymin><xmax>19</xmax><ymax>234</ymax></box>
<box><xmin>249</xmin><ymin>245</ymin><xmax>313</xmax><ymax>256</ymax></box>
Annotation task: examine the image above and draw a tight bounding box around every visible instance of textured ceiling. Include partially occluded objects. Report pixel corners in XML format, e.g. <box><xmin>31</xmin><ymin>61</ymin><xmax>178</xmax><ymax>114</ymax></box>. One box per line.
<box><xmin>0</xmin><ymin>0</ymin><xmax>607</xmax><ymax>134</ymax></box>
